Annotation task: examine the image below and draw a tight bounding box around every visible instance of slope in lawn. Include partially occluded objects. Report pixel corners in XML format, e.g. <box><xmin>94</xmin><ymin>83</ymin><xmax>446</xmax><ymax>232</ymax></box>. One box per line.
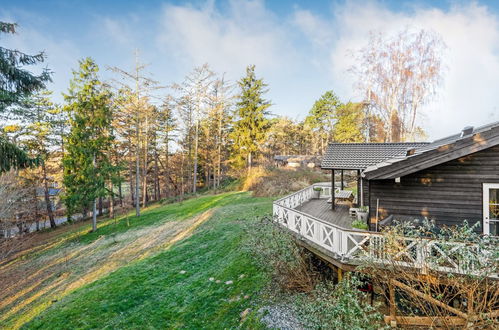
<box><xmin>11</xmin><ymin>192</ymin><xmax>271</xmax><ymax>329</ymax></box>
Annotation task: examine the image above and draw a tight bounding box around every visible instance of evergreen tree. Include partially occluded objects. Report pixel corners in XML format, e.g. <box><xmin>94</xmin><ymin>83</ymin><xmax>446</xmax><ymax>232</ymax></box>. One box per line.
<box><xmin>230</xmin><ymin>65</ymin><xmax>271</xmax><ymax>170</ymax></box>
<box><xmin>304</xmin><ymin>90</ymin><xmax>342</xmax><ymax>154</ymax></box>
<box><xmin>334</xmin><ymin>102</ymin><xmax>365</xmax><ymax>143</ymax></box>
<box><xmin>0</xmin><ymin>22</ymin><xmax>51</xmax><ymax>173</ymax></box>
<box><xmin>0</xmin><ymin>22</ymin><xmax>51</xmax><ymax>110</ymax></box>
<box><xmin>63</xmin><ymin>58</ymin><xmax>116</xmax><ymax>231</ymax></box>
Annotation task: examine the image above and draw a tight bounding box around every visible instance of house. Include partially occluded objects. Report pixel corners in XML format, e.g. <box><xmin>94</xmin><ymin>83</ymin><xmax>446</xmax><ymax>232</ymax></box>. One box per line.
<box><xmin>272</xmin><ymin>121</ymin><xmax>499</xmax><ymax>327</ymax></box>
<box><xmin>273</xmin><ymin>121</ymin><xmax>499</xmax><ymax>274</ymax></box>
<box><xmin>274</xmin><ymin>155</ymin><xmax>322</xmax><ymax>168</ymax></box>
<box><xmin>321</xmin><ymin>121</ymin><xmax>499</xmax><ymax>235</ymax></box>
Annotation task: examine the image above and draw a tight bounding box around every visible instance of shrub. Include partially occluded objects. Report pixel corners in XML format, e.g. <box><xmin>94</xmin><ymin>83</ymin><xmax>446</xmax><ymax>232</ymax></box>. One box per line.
<box><xmin>243</xmin><ymin>215</ymin><xmax>319</xmax><ymax>292</ymax></box>
<box><xmin>296</xmin><ymin>276</ymin><xmax>385</xmax><ymax>330</ymax></box>
<box><xmin>241</xmin><ymin>167</ymin><xmax>328</xmax><ymax>197</ymax></box>
<box><xmin>351</xmin><ymin>219</ymin><xmax>368</xmax><ymax>230</ymax></box>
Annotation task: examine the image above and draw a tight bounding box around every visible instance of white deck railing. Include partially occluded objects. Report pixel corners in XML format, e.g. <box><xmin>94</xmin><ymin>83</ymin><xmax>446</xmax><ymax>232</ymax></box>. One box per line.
<box><xmin>273</xmin><ymin>184</ymin><xmax>497</xmax><ymax>278</ymax></box>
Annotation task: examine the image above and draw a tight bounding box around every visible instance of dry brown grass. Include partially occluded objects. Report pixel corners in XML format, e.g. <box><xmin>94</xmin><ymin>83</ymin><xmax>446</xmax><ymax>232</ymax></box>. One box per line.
<box><xmin>241</xmin><ymin>167</ymin><xmax>328</xmax><ymax>197</ymax></box>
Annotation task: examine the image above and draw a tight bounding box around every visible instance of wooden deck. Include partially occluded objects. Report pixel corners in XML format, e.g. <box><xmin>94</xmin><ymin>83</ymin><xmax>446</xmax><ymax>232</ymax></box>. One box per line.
<box><xmin>295</xmin><ymin>199</ymin><xmax>353</xmax><ymax>229</ymax></box>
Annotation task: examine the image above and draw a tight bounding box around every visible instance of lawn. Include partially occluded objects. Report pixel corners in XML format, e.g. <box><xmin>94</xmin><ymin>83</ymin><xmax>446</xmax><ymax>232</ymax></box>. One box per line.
<box><xmin>0</xmin><ymin>192</ymin><xmax>273</xmax><ymax>329</ymax></box>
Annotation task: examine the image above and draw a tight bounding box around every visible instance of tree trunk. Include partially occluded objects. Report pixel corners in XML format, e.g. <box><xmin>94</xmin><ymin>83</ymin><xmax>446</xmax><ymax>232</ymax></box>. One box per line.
<box><xmin>154</xmin><ymin>145</ymin><xmax>160</xmax><ymax>201</ymax></box>
<box><xmin>142</xmin><ymin>115</ymin><xmax>149</xmax><ymax>207</ymax></box>
<box><xmin>129</xmin><ymin>160</ymin><xmax>135</xmax><ymax>207</ymax></box>
<box><xmin>92</xmin><ymin>153</ymin><xmax>98</xmax><ymax>231</ymax></box>
<box><xmin>165</xmin><ymin>133</ymin><xmax>170</xmax><ymax>197</ymax></box>
<box><xmin>118</xmin><ymin>170</ymin><xmax>123</xmax><ymax>207</ymax></box>
<box><xmin>193</xmin><ymin>120</ymin><xmax>199</xmax><ymax>193</ymax></box>
<box><xmin>98</xmin><ymin>196</ymin><xmax>103</xmax><ymax>216</ymax></box>
<box><xmin>33</xmin><ymin>188</ymin><xmax>39</xmax><ymax>231</ymax></box>
<box><xmin>109</xmin><ymin>195</ymin><xmax>114</xmax><ymax>218</ymax></box>
<box><xmin>42</xmin><ymin>162</ymin><xmax>56</xmax><ymax>228</ymax></box>
<box><xmin>92</xmin><ymin>198</ymin><xmax>97</xmax><ymax>232</ymax></box>
<box><xmin>180</xmin><ymin>152</ymin><xmax>185</xmax><ymax>200</ymax></box>
<box><xmin>109</xmin><ymin>182</ymin><xmax>114</xmax><ymax>218</ymax></box>
<box><xmin>135</xmin><ymin>136</ymin><xmax>140</xmax><ymax>216</ymax></box>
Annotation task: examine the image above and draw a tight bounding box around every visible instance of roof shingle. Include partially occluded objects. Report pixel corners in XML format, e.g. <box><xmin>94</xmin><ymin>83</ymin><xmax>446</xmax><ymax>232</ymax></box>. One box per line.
<box><xmin>363</xmin><ymin>121</ymin><xmax>499</xmax><ymax>178</ymax></box>
<box><xmin>320</xmin><ymin>142</ymin><xmax>429</xmax><ymax>170</ymax></box>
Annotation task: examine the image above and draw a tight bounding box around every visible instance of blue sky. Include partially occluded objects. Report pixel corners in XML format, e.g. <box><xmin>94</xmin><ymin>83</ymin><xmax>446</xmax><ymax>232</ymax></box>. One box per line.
<box><xmin>2</xmin><ymin>0</ymin><xmax>499</xmax><ymax>139</ymax></box>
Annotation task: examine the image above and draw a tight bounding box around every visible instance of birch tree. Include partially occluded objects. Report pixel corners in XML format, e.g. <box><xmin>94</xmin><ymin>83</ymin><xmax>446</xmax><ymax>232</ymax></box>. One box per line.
<box><xmin>351</xmin><ymin>29</ymin><xmax>445</xmax><ymax>142</ymax></box>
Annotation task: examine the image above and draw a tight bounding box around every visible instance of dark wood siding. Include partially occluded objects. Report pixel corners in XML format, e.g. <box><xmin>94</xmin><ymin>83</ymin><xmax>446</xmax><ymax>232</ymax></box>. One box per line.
<box><xmin>367</xmin><ymin>145</ymin><xmax>499</xmax><ymax>231</ymax></box>
<box><xmin>361</xmin><ymin>177</ymin><xmax>369</xmax><ymax>207</ymax></box>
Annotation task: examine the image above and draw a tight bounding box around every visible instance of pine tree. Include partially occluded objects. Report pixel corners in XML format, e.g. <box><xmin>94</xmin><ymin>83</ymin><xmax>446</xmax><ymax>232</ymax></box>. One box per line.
<box><xmin>304</xmin><ymin>90</ymin><xmax>342</xmax><ymax>154</ymax></box>
<box><xmin>0</xmin><ymin>22</ymin><xmax>51</xmax><ymax>110</ymax></box>
<box><xmin>334</xmin><ymin>102</ymin><xmax>365</xmax><ymax>143</ymax></box>
<box><xmin>0</xmin><ymin>22</ymin><xmax>51</xmax><ymax>173</ymax></box>
<box><xmin>63</xmin><ymin>58</ymin><xmax>116</xmax><ymax>231</ymax></box>
<box><xmin>230</xmin><ymin>65</ymin><xmax>271</xmax><ymax>170</ymax></box>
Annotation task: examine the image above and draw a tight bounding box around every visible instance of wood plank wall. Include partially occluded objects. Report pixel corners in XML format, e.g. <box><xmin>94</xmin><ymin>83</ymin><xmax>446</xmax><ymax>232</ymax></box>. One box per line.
<box><xmin>366</xmin><ymin>145</ymin><xmax>499</xmax><ymax>230</ymax></box>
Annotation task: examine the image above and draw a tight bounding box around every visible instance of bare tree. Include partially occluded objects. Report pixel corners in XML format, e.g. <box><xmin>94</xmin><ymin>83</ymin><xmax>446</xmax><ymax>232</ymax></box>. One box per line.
<box><xmin>351</xmin><ymin>29</ymin><xmax>445</xmax><ymax>142</ymax></box>
<box><xmin>108</xmin><ymin>50</ymin><xmax>161</xmax><ymax>216</ymax></box>
<box><xmin>362</xmin><ymin>222</ymin><xmax>498</xmax><ymax>328</ymax></box>
<box><xmin>0</xmin><ymin>172</ymin><xmax>37</xmax><ymax>260</ymax></box>
<box><xmin>173</xmin><ymin>64</ymin><xmax>214</xmax><ymax>194</ymax></box>
<box><xmin>206</xmin><ymin>75</ymin><xmax>234</xmax><ymax>189</ymax></box>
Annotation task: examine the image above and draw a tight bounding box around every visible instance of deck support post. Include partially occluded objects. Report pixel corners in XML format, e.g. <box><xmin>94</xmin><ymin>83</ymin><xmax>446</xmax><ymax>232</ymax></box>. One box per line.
<box><xmin>337</xmin><ymin>267</ymin><xmax>343</xmax><ymax>282</ymax></box>
<box><xmin>467</xmin><ymin>291</ymin><xmax>474</xmax><ymax>327</ymax></box>
<box><xmin>331</xmin><ymin>169</ymin><xmax>335</xmax><ymax>210</ymax></box>
<box><xmin>389</xmin><ymin>280</ymin><xmax>397</xmax><ymax>327</ymax></box>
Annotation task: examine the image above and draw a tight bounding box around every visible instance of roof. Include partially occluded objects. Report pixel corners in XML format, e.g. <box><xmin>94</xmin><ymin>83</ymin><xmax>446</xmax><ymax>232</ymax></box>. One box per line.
<box><xmin>363</xmin><ymin>121</ymin><xmax>499</xmax><ymax>179</ymax></box>
<box><xmin>320</xmin><ymin>142</ymin><xmax>429</xmax><ymax>170</ymax></box>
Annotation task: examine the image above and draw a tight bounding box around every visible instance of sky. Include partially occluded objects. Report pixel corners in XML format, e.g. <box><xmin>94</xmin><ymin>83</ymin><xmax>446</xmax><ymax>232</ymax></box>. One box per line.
<box><xmin>2</xmin><ymin>0</ymin><xmax>499</xmax><ymax>140</ymax></box>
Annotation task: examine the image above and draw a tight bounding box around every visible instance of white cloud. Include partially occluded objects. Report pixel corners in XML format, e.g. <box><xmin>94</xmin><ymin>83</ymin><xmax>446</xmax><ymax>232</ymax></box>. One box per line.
<box><xmin>155</xmin><ymin>0</ymin><xmax>295</xmax><ymax>76</ymax></box>
<box><xmin>301</xmin><ymin>1</ymin><xmax>499</xmax><ymax>139</ymax></box>
<box><xmin>101</xmin><ymin>17</ymin><xmax>134</xmax><ymax>46</ymax></box>
<box><xmin>4</xmin><ymin>0</ymin><xmax>499</xmax><ymax>140</ymax></box>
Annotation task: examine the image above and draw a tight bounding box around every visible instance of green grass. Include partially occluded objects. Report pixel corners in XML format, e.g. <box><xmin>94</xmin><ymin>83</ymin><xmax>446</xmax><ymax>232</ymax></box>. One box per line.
<box><xmin>21</xmin><ymin>192</ymin><xmax>272</xmax><ymax>329</ymax></box>
<box><xmin>73</xmin><ymin>192</ymin><xmax>244</xmax><ymax>244</ymax></box>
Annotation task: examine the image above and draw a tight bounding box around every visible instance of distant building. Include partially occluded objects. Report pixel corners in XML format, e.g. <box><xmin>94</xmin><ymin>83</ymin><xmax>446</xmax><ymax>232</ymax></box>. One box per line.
<box><xmin>274</xmin><ymin>155</ymin><xmax>322</xmax><ymax>169</ymax></box>
<box><xmin>35</xmin><ymin>187</ymin><xmax>61</xmax><ymax>212</ymax></box>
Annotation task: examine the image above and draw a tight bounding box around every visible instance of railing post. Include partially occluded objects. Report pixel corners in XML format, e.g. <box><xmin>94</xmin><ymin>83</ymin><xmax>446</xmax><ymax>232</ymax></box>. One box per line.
<box><xmin>274</xmin><ymin>186</ymin><xmax>496</xmax><ymax>279</ymax></box>
<box><xmin>314</xmin><ymin>221</ymin><xmax>321</xmax><ymax>244</ymax></box>
<box><xmin>339</xmin><ymin>230</ymin><xmax>347</xmax><ymax>256</ymax></box>
<box><xmin>287</xmin><ymin>210</ymin><xmax>294</xmax><ymax>230</ymax></box>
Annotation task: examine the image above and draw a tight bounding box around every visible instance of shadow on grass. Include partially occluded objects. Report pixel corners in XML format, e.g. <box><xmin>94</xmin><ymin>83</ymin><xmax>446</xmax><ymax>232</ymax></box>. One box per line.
<box><xmin>0</xmin><ymin>191</ymin><xmax>272</xmax><ymax>329</ymax></box>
